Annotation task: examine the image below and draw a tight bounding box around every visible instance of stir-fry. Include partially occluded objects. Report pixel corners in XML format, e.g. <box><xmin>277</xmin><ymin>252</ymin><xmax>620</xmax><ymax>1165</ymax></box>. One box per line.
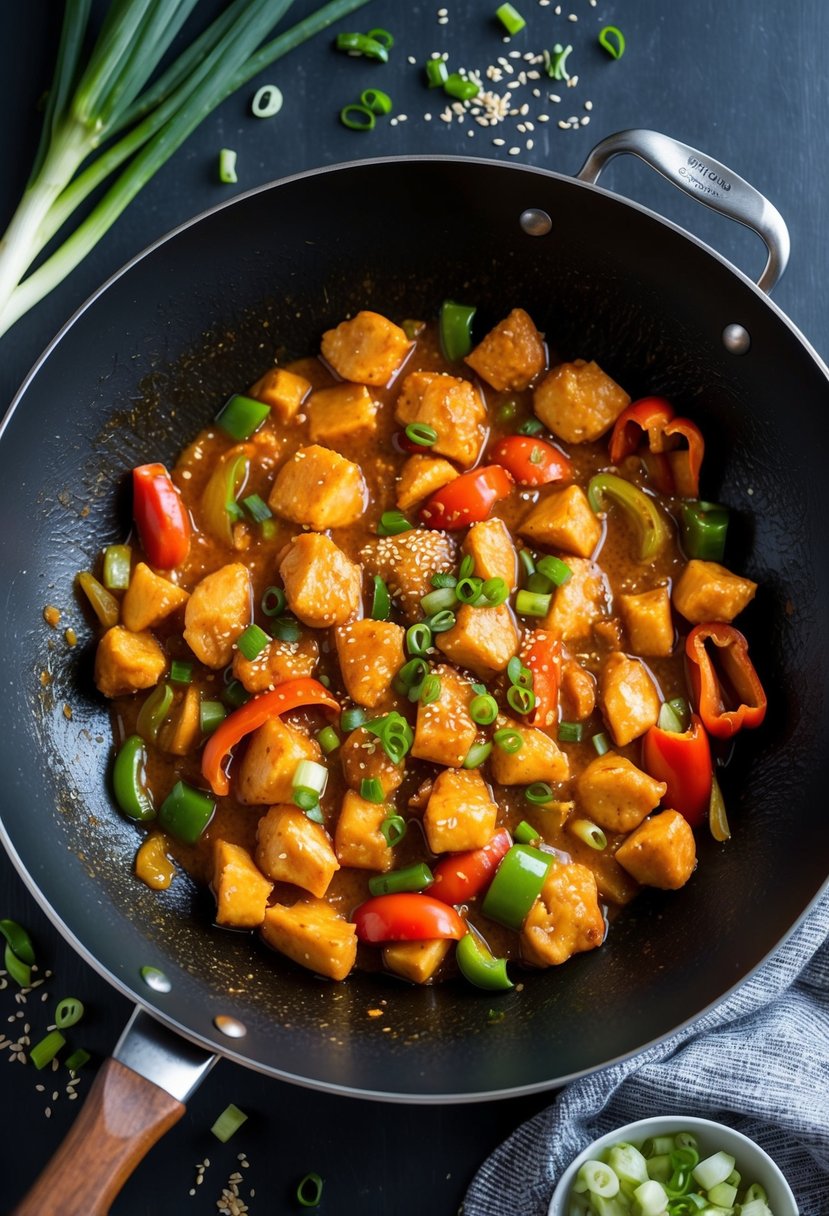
<box><xmin>80</xmin><ymin>303</ymin><xmax>766</xmax><ymax>988</ymax></box>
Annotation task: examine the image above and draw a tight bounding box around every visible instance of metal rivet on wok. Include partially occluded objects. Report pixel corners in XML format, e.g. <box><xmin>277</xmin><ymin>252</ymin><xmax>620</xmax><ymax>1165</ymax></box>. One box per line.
<box><xmin>722</xmin><ymin>323</ymin><xmax>751</xmax><ymax>354</ymax></box>
<box><xmin>214</xmin><ymin>1014</ymin><xmax>247</xmax><ymax>1039</ymax></box>
<box><xmin>140</xmin><ymin>965</ymin><xmax>172</xmax><ymax>993</ymax></box>
<box><xmin>519</xmin><ymin>208</ymin><xmax>553</xmax><ymax>236</ymax></box>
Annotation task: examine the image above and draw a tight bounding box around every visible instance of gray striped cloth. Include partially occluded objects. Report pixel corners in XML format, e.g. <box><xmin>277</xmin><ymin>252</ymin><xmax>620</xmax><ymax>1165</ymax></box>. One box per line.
<box><xmin>463</xmin><ymin>885</ymin><xmax>829</xmax><ymax>1216</ymax></box>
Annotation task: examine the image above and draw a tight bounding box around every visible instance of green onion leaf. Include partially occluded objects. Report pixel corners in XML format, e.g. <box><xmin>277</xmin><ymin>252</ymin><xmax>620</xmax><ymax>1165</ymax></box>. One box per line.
<box><xmin>366</xmin><ymin>27</ymin><xmax>394</xmax><ymax>48</ymax></box>
<box><xmin>371</xmin><ymin>575</ymin><xmax>391</xmax><ymax>621</ymax></box>
<box><xmin>569</xmin><ymin>818</ymin><xmax>607</xmax><ymax>850</ymax></box>
<box><xmin>463</xmin><ymin>740</ymin><xmax>493</xmax><ymax>768</ymax></box>
<box><xmin>507</xmin><ymin>684</ymin><xmax>536</xmax><ymax>715</ymax></box>
<box><xmin>368</xmin><ymin>862</ymin><xmax>433</xmax><ymax>896</ymax></box>
<box><xmin>261</xmin><ymin>586</ymin><xmax>286</xmax><ymax>617</ymax></box>
<box><xmin>535</xmin><ymin>555</ymin><xmax>573</xmax><ymax>587</ymax></box>
<box><xmin>360</xmin><ymin>777</ymin><xmax>385</xmax><ymax>804</ymax></box>
<box><xmin>377</xmin><ymin>510</ymin><xmax>413</xmax><ymax>536</ymax></box>
<box><xmin>421</xmin><ymin>586</ymin><xmax>457</xmax><ymax>616</ymax></box>
<box><xmin>364</xmin><ymin>711</ymin><xmax>413</xmax><ymax>764</ymax></box>
<box><xmin>480</xmin><ymin>577</ymin><xmax>509</xmax><ymax>606</ymax></box>
<box><xmin>591</xmin><ymin>731</ymin><xmax>611</xmax><ymax>756</ymax></box>
<box><xmin>558</xmin><ymin>721</ymin><xmax>583</xmax><ymax>743</ymax></box>
<box><xmin>222</xmin><ymin>679</ymin><xmax>251</xmax><ymax>709</ymax></box>
<box><xmin>305</xmin><ymin>804</ymin><xmax>325</xmax><ymax>824</ymax></box>
<box><xmin>169</xmin><ymin>659</ymin><xmax>194</xmax><ymax>684</ymax></box>
<box><xmin>0</xmin><ymin>919</ymin><xmax>35</xmax><ymax>967</ymax></box>
<box><xmin>525</xmin><ymin>781</ymin><xmax>553</xmax><ymax>804</ymax></box>
<box><xmin>211</xmin><ymin>1103</ymin><xmax>248</xmax><ymax>1143</ymax></box>
<box><xmin>470</xmin><ymin>693</ymin><xmax>499</xmax><ymax>725</ymax></box>
<box><xmin>515</xmin><ymin>589</ymin><xmax>551</xmax><ymax>617</ymax></box>
<box><xmin>242</xmin><ymin>493</ymin><xmax>272</xmax><ymax>523</ymax></box>
<box><xmin>455</xmin><ymin>575</ymin><xmax>484</xmax><ymax>604</ymax></box>
<box><xmin>443</xmin><ymin>73</ymin><xmax>479</xmax><ymax>102</ymax></box>
<box><xmin>293</xmin><ymin>789</ymin><xmax>320</xmax><ymax>812</ymax></box>
<box><xmin>405</xmin><ymin>421</ymin><xmax>438</xmax><ymax>446</ymax></box>
<box><xmin>458</xmin><ymin>554</ymin><xmax>475</xmax><ymax>580</ymax></box>
<box><xmin>215</xmin><ymin>394</ymin><xmax>269</xmax><ymax>440</ymax></box>
<box><xmin>430</xmin><ymin>571</ymin><xmax>457</xmax><ymax>590</ymax></box>
<box><xmin>518</xmin><ymin>548</ymin><xmax>536</xmax><ymax>581</ymax></box>
<box><xmin>517</xmin><ymin>417</ymin><xmax>543</xmax><ymax>435</ymax></box>
<box><xmin>425</xmin><ymin>58</ymin><xmax>449</xmax><ymax>87</ymax></box>
<box><xmin>598</xmin><ymin>24</ymin><xmax>625</xmax><ymax>58</ymax></box>
<box><xmin>360</xmin><ymin>87</ymin><xmax>392</xmax><ymax>114</ymax></box>
<box><xmin>200</xmin><ymin>700</ymin><xmax>226</xmax><ymax>735</ymax></box>
<box><xmin>406</xmin><ymin>622</ymin><xmax>432</xmax><ymax>656</ymax></box>
<box><xmin>340</xmin><ymin>102</ymin><xmax>376</xmax><ymax>131</ymax></box>
<box><xmin>425</xmin><ymin>609</ymin><xmax>455</xmax><ymax>634</ymax></box>
<box><xmin>271</xmin><ymin>616</ymin><xmax>302</xmax><ymax>643</ymax></box>
<box><xmin>394</xmin><ymin>657</ymin><xmax>429</xmax><ymax>696</ymax></box>
<box><xmin>317</xmin><ymin>726</ymin><xmax>340</xmax><ymax>755</ymax></box>
<box><xmin>65</xmin><ymin>1048</ymin><xmax>91</xmax><ymax>1073</ymax></box>
<box><xmin>493</xmin><ymin>727</ymin><xmax>523</xmax><ymax>753</ymax></box>
<box><xmin>419</xmin><ymin>674</ymin><xmax>442</xmax><ymax>705</ymax></box>
<box><xmin>507</xmin><ymin>656</ymin><xmax>532</xmax><ymax>688</ymax></box>
<box><xmin>4</xmin><ymin>943</ymin><xmax>31</xmax><ymax>988</ymax></box>
<box><xmin>341</xmin><ymin>706</ymin><xmax>368</xmax><ymax>734</ymax></box>
<box><xmin>380</xmin><ymin>814</ymin><xmax>407</xmax><ymax>846</ymax></box>
<box><xmin>335</xmin><ymin>30</ymin><xmax>388</xmax><ymax>60</ymax></box>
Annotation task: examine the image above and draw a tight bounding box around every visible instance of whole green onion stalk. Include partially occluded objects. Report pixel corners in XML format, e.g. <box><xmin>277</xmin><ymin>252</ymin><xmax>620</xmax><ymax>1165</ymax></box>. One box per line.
<box><xmin>0</xmin><ymin>0</ymin><xmax>371</xmax><ymax>339</ymax></box>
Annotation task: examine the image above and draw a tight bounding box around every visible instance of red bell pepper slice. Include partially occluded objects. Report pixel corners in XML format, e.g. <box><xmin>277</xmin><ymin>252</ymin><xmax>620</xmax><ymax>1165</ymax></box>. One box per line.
<box><xmin>685</xmin><ymin>623</ymin><xmax>767</xmax><ymax>739</ymax></box>
<box><xmin>201</xmin><ymin>677</ymin><xmax>339</xmax><ymax>796</ymax></box>
<box><xmin>352</xmin><ymin>893</ymin><xmax>466</xmax><ymax>943</ymax></box>
<box><xmin>420</xmin><ymin>465</ymin><xmax>513</xmax><ymax>530</ymax></box>
<box><xmin>609</xmin><ymin>397</ymin><xmax>705</xmax><ymax>498</ymax></box>
<box><xmin>520</xmin><ymin>629</ymin><xmax>562</xmax><ymax>729</ymax></box>
<box><xmin>431</xmin><ymin>828</ymin><xmax>512</xmax><ymax>905</ymax></box>
<box><xmin>641</xmin><ymin>712</ymin><xmax>712</xmax><ymax>828</ymax></box>
<box><xmin>488</xmin><ymin>435</ymin><xmax>572</xmax><ymax>486</ymax></box>
<box><xmin>132</xmin><ymin>463</ymin><xmax>191</xmax><ymax>569</ymax></box>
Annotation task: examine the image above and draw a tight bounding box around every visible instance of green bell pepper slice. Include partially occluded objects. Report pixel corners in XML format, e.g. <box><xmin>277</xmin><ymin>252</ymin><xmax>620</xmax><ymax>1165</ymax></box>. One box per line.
<box><xmin>112</xmin><ymin>735</ymin><xmax>156</xmax><ymax>822</ymax></box>
<box><xmin>481</xmin><ymin>843</ymin><xmax>553</xmax><ymax>930</ymax></box>
<box><xmin>439</xmin><ymin>299</ymin><xmax>476</xmax><ymax>361</ymax></box>
<box><xmin>456</xmin><ymin>932</ymin><xmax>514</xmax><ymax>991</ymax></box>
<box><xmin>680</xmin><ymin>500</ymin><xmax>729</xmax><ymax>561</ymax></box>
<box><xmin>587</xmin><ymin>471</ymin><xmax>670</xmax><ymax>561</ymax></box>
<box><xmin>159</xmin><ymin>780</ymin><xmax>215</xmax><ymax>844</ymax></box>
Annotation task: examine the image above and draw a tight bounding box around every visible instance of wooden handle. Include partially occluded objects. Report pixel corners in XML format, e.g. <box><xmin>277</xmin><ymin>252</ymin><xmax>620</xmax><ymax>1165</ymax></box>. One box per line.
<box><xmin>13</xmin><ymin>1057</ymin><xmax>185</xmax><ymax>1216</ymax></box>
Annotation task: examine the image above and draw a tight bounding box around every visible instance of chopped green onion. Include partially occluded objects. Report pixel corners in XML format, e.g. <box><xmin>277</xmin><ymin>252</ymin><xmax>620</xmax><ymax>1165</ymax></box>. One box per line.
<box><xmin>0</xmin><ymin>919</ymin><xmax>35</xmax><ymax>966</ymax></box>
<box><xmin>293</xmin><ymin>759</ymin><xmax>328</xmax><ymax>800</ymax></box>
<box><xmin>443</xmin><ymin>73</ymin><xmax>479</xmax><ymax>101</ymax></box>
<box><xmin>371</xmin><ymin>575</ymin><xmax>391</xmax><ymax>620</ymax></box>
<box><xmin>547</xmin><ymin>42</ymin><xmax>573</xmax><ymax>80</ymax></box>
<box><xmin>360</xmin><ymin>87</ymin><xmax>393</xmax><ymax>114</ymax></box>
<box><xmin>296</xmin><ymin>1172</ymin><xmax>324</xmax><ymax>1209</ymax></box>
<box><xmin>507</xmin><ymin>656</ymin><xmax>532</xmax><ymax>688</ymax></box>
<box><xmin>200</xmin><ymin>700</ymin><xmax>226</xmax><ymax>735</ymax></box>
<box><xmin>102</xmin><ymin>544</ymin><xmax>131</xmax><ymax>590</ymax></box>
<box><xmin>364</xmin><ymin>711</ymin><xmax>413</xmax><ymax>764</ymax></box>
<box><xmin>493</xmin><ymin>727</ymin><xmax>523</xmax><ymax>753</ymax></box>
<box><xmin>317</xmin><ymin>726</ymin><xmax>341</xmax><ymax>755</ymax></box>
<box><xmin>261</xmin><ymin>586</ymin><xmax>286</xmax><ymax>617</ymax></box>
<box><xmin>55</xmin><ymin>997</ymin><xmax>85</xmax><ymax>1029</ymax></box>
<box><xmin>136</xmin><ymin>682</ymin><xmax>173</xmax><ymax>743</ymax></box>
<box><xmin>495</xmin><ymin>3</ymin><xmax>526</xmax><ymax>35</ymax></box>
<box><xmin>515</xmin><ymin>589</ymin><xmax>551</xmax><ymax>617</ymax></box>
<box><xmin>394</xmin><ymin>657</ymin><xmax>429</xmax><ymax>697</ymax></box>
<box><xmin>598</xmin><ymin>24</ymin><xmax>626</xmax><ymax>58</ymax></box>
<box><xmin>251</xmin><ymin>84</ymin><xmax>283</xmax><ymax>118</ymax></box>
<box><xmin>215</xmin><ymin>394</ymin><xmax>270</xmax><ymax>441</ymax></box>
<box><xmin>405</xmin><ymin>421</ymin><xmax>439</xmax><ymax>446</ymax></box>
<box><xmin>4</xmin><ymin>943</ymin><xmax>31</xmax><ymax>988</ymax></box>
<box><xmin>271</xmin><ymin>616</ymin><xmax>302</xmax><ymax>643</ymax></box>
<box><xmin>514</xmin><ymin>819</ymin><xmax>539</xmax><ymax>844</ymax></box>
<box><xmin>159</xmin><ymin>781</ymin><xmax>215</xmax><ymax>844</ymax></box>
<box><xmin>458</xmin><ymin>555</ymin><xmax>475</xmax><ymax>580</ymax></box>
<box><xmin>305</xmin><ymin>804</ymin><xmax>325</xmax><ymax>824</ymax></box>
<box><xmin>242</xmin><ymin>493</ymin><xmax>272</xmax><ymax>523</ymax></box>
<box><xmin>31</xmin><ymin>1029</ymin><xmax>65</xmax><ymax>1070</ymax></box>
<box><xmin>335</xmin><ymin>30</ymin><xmax>389</xmax><ymax>60</ymax></box>
<box><xmin>507</xmin><ymin>685</ymin><xmax>535</xmax><ymax>715</ymax></box>
<box><xmin>294</xmin><ymin>789</ymin><xmax>320</xmax><ymax>812</ymax></box>
<box><xmin>222</xmin><ymin>679</ymin><xmax>251</xmax><ymax>708</ymax></box>
<box><xmin>470</xmin><ymin>693</ymin><xmax>499</xmax><ymax>725</ymax></box>
<box><xmin>497</xmin><ymin>399</ymin><xmax>519</xmax><ymax>423</ymax></box>
<box><xmin>340</xmin><ymin>103</ymin><xmax>375</xmax><ymax>131</ymax></box>
<box><xmin>420</xmin><ymin>674</ymin><xmax>442</xmax><ymax>705</ymax></box>
<box><xmin>518</xmin><ymin>548</ymin><xmax>536</xmax><ymax>582</ymax></box>
<box><xmin>569</xmin><ymin>818</ymin><xmax>607</xmax><ymax>850</ymax></box>
<box><xmin>113</xmin><ymin>735</ymin><xmax>156</xmax><ymax>823</ymax></box>
<box><xmin>366</xmin><ymin>27</ymin><xmax>394</xmax><ymax>48</ymax></box>
<box><xmin>421</xmin><ymin>586</ymin><xmax>458</xmax><ymax>615</ymax></box>
<box><xmin>430</xmin><ymin>571</ymin><xmax>457</xmax><ymax>590</ymax></box>
<box><xmin>406</xmin><ymin>622</ymin><xmax>433</xmax><ymax>656</ymax></box>
<box><xmin>360</xmin><ymin>777</ymin><xmax>385</xmax><ymax>803</ymax></box>
<box><xmin>558</xmin><ymin>721</ymin><xmax>583</xmax><ymax>743</ymax></box>
<box><xmin>65</xmin><ymin>1048</ymin><xmax>91</xmax><ymax>1073</ymax></box>
<box><xmin>402</xmin><ymin>319</ymin><xmax>425</xmax><ymax>340</ymax></box>
<box><xmin>218</xmin><ymin>147</ymin><xmax>238</xmax><ymax>183</ymax></box>
<box><xmin>439</xmin><ymin>299</ymin><xmax>477</xmax><ymax>360</ymax></box>
<box><xmin>527</xmin><ymin>571</ymin><xmax>552</xmax><ymax>595</ymax></box>
<box><xmin>425</xmin><ymin>58</ymin><xmax>450</xmax><ymax>87</ymax></box>
<box><xmin>525</xmin><ymin>782</ymin><xmax>554</xmax><ymax>805</ymax></box>
<box><xmin>211</xmin><ymin>1103</ymin><xmax>248</xmax><ymax>1143</ymax></box>
<box><xmin>341</xmin><ymin>706</ymin><xmax>368</xmax><ymax>734</ymax></box>
<box><xmin>455</xmin><ymin>575</ymin><xmax>484</xmax><ymax>604</ymax></box>
<box><xmin>169</xmin><ymin>659</ymin><xmax>194</xmax><ymax>684</ymax></box>
<box><xmin>463</xmin><ymin>741</ymin><xmax>493</xmax><ymax>768</ymax></box>
<box><xmin>260</xmin><ymin>519</ymin><xmax>278</xmax><ymax>541</ymax></box>
<box><xmin>591</xmin><ymin>731</ymin><xmax>611</xmax><ymax>756</ymax></box>
<box><xmin>658</xmin><ymin>700</ymin><xmax>685</xmax><ymax>733</ymax></box>
<box><xmin>536</xmin><ymin>555</ymin><xmax>573</xmax><ymax>587</ymax></box>
<box><xmin>480</xmin><ymin>577</ymin><xmax>509</xmax><ymax>606</ymax></box>
<box><xmin>318</xmin><ymin>674</ymin><xmax>331</xmax><ymax>689</ymax></box>
<box><xmin>425</xmin><ymin>609</ymin><xmax>455</xmax><ymax>634</ymax></box>
<box><xmin>369</xmin><ymin>862</ymin><xmax>433</xmax><ymax>896</ymax></box>
<box><xmin>517</xmin><ymin>417</ymin><xmax>544</xmax><ymax>436</ymax></box>
<box><xmin>471</xmin><ymin>682</ymin><xmax>487</xmax><ymax>695</ymax></box>
<box><xmin>487</xmin><ymin>1008</ymin><xmax>506</xmax><ymax>1024</ymax></box>
<box><xmin>377</xmin><ymin>509</ymin><xmax>412</xmax><ymax>536</ymax></box>
<box><xmin>380</xmin><ymin>815</ymin><xmax>407</xmax><ymax>846</ymax></box>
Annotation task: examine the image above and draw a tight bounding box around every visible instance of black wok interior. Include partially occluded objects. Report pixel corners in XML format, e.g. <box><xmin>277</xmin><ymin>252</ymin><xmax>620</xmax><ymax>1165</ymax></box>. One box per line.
<box><xmin>1</xmin><ymin>157</ymin><xmax>827</xmax><ymax>1100</ymax></box>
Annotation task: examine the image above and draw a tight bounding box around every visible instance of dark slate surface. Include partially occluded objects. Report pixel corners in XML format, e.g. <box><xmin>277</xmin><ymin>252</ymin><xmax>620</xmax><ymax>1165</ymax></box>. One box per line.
<box><xmin>1</xmin><ymin>1</ymin><xmax>827</xmax><ymax>1212</ymax></box>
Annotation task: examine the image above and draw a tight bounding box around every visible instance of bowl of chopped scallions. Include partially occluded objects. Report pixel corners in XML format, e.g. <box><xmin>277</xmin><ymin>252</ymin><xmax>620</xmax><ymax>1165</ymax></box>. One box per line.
<box><xmin>547</xmin><ymin>1116</ymin><xmax>798</xmax><ymax>1216</ymax></box>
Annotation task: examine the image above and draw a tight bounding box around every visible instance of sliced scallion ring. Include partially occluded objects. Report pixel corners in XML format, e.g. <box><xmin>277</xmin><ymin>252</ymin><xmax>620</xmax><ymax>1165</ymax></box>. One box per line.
<box><xmin>251</xmin><ymin>84</ymin><xmax>283</xmax><ymax>118</ymax></box>
<box><xmin>340</xmin><ymin>103</ymin><xmax>376</xmax><ymax>131</ymax></box>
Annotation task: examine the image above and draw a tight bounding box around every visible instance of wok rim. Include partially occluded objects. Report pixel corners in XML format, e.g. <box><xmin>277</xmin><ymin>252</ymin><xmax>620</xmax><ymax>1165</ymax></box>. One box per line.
<box><xmin>2</xmin><ymin>151</ymin><xmax>828</xmax><ymax>1102</ymax></box>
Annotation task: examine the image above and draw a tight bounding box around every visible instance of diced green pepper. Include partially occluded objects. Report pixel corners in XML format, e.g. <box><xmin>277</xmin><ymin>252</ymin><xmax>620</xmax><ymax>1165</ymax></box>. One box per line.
<box><xmin>112</xmin><ymin>734</ymin><xmax>156</xmax><ymax>822</ymax></box>
<box><xmin>456</xmin><ymin>932</ymin><xmax>513</xmax><ymax>991</ymax></box>
<box><xmin>215</xmin><ymin>394</ymin><xmax>270</xmax><ymax>440</ymax></box>
<box><xmin>680</xmin><ymin>500</ymin><xmax>729</xmax><ymax>561</ymax></box>
<box><xmin>159</xmin><ymin>781</ymin><xmax>215</xmax><ymax>844</ymax></box>
<box><xmin>481</xmin><ymin>843</ymin><xmax>553</xmax><ymax>930</ymax></box>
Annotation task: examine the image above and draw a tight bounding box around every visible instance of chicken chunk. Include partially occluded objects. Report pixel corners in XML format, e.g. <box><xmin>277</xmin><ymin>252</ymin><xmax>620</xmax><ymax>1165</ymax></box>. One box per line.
<box><xmin>542</xmin><ymin>557</ymin><xmax>608</xmax><ymax>642</ymax></box>
<box><xmin>489</xmin><ymin>714</ymin><xmax>570</xmax><ymax>785</ymax></box>
<box><xmin>94</xmin><ymin>626</ymin><xmax>167</xmax><ymax>698</ymax></box>
<box><xmin>436</xmin><ymin>603</ymin><xmax>519</xmax><ymax>680</ymax></box>
<box><xmin>576</xmin><ymin>753</ymin><xmax>667</xmax><ymax>833</ymax></box>
<box><xmin>464</xmin><ymin>307</ymin><xmax>546</xmax><ymax>391</ymax></box>
<box><xmin>334</xmin><ymin>790</ymin><xmax>394</xmax><ymax>871</ymax></box>
<box><xmin>519</xmin><ymin>484</ymin><xmax>601</xmax><ymax>559</ymax></box>
<box><xmin>560</xmin><ymin>659</ymin><xmax>596</xmax><ymax>720</ymax></box>
<box><xmin>121</xmin><ymin>562</ymin><xmax>189</xmax><ymax>633</ymax></box>
<box><xmin>320</xmin><ymin>310</ymin><xmax>412</xmax><ymax>386</ymax></box>
<box><xmin>423</xmin><ymin>768</ymin><xmax>498</xmax><ymax>853</ymax></box>
<box><xmin>599</xmin><ymin>651</ymin><xmax>661</xmax><ymax>746</ymax></box>
<box><xmin>307</xmin><ymin>383</ymin><xmax>378</xmax><ymax>445</ymax></box>
<box><xmin>461</xmin><ymin>518</ymin><xmax>518</xmax><ymax>590</ymax></box>
<box><xmin>212</xmin><ymin>840</ymin><xmax>273</xmax><ymax>928</ymax></box>
<box><xmin>255</xmin><ymin>804</ymin><xmax>339</xmax><ymax>897</ymax></box>
<box><xmin>268</xmin><ymin>444</ymin><xmax>367</xmax><ymax>530</ymax></box>
<box><xmin>618</xmin><ymin>587</ymin><xmax>675</xmax><ymax>657</ymax></box>
<box><xmin>236</xmin><ymin>717</ymin><xmax>321</xmax><ymax>806</ymax></box>
<box><xmin>360</xmin><ymin>529</ymin><xmax>456</xmax><ymax>622</ymax></box>
<box><xmin>533</xmin><ymin>359</ymin><xmax>631</xmax><ymax>444</ymax></box>
<box><xmin>335</xmin><ymin>619</ymin><xmax>405</xmax><ymax>709</ymax></box>
<box><xmin>279</xmin><ymin>533</ymin><xmax>362</xmax><ymax>629</ymax></box>
<box><xmin>340</xmin><ymin>727</ymin><xmax>405</xmax><ymax>796</ymax></box>
<box><xmin>615</xmin><ymin>810</ymin><xmax>697</xmax><ymax>890</ymax></box>
<box><xmin>183</xmin><ymin>562</ymin><xmax>251</xmax><ymax>668</ymax></box>
<box><xmin>261</xmin><ymin>898</ymin><xmax>356</xmax><ymax>981</ymax></box>
<box><xmin>396</xmin><ymin>454</ymin><xmax>459</xmax><ymax>513</ymax></box>
<box><xmin>382</xmin><ymin>939</ymin><xmax>451</xmax><ymax>984</ymax></box>
<box><xmin>395</xmin><ymin>371</ymin><xmax>486</xmax><ymax>468</ymax></box>
<box><xmin>248</xmin><ymin>366</ymin><xmax>311</xmax><ymax>423</ymax></box>
<box><xmin>411</xmin><ymin>664</ymin><xmax>476</xmax><ymax>767</ymax></box>
<box><xmin>233</xmin><ymin>634</ymin><xmax>318</xmax><ymax>693</ymax></box>
<box><xmin>521</xmin><ymin>862</ymin><xmax>605</xmax><ymax>967</ymax></box>
<box><xmin>672</xmin><ymin>559</ymin><xmax>757</xmax><ymax>625</ymax></box>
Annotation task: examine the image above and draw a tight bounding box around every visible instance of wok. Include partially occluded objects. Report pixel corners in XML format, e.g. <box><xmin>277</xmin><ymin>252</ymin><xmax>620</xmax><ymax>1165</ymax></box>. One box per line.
<box><xmin>2</xmin><ymin>129</ymin><xmax>828</xmax><ymax>1213</ymax></box>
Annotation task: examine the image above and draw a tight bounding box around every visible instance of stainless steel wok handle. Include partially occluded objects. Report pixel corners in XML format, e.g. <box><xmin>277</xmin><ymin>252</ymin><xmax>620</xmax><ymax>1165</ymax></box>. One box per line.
<box><xmin>576</xmin><ymin>128</ymin><xmax>790</xmax><ymax>295</ymax></box>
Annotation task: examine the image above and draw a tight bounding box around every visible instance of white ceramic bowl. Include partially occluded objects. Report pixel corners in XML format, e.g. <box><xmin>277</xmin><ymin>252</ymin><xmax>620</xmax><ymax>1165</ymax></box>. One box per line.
<box><xmin>547</xmin><ymin>1115</ymin><xmax>799</xmax><ymax>1216</ymax></box>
